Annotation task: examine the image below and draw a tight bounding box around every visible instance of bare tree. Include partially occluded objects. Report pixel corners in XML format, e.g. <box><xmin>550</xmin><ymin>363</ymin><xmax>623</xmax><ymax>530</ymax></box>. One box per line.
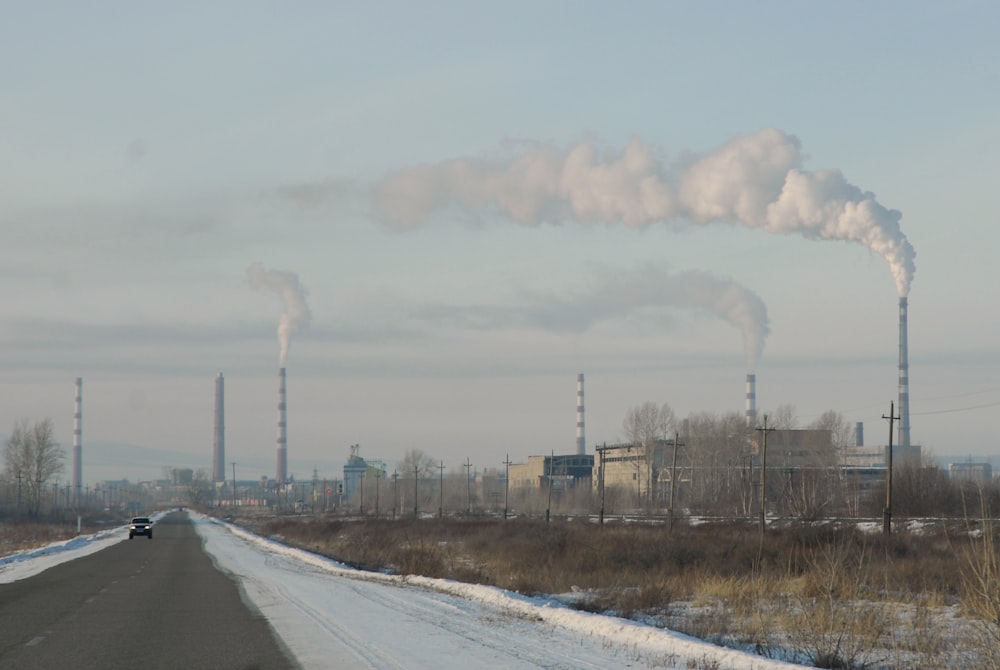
<box><xmin>399</xmin><ymin>449</ymin><xmax>437</xmax><ymax>478</ymax></box>
<box><xmin>685</xmin><ymin>411</ymin><xmax>752</xmax><ymax>515</ymax></box>
<box><xmin>3</xmin><ymin>418</ymin><xmax>65</xmax><ymax>519</ymax></box>
<box><xmin>399</xmin><ymin>449</ymin><xmax>437</xmax><ymax>514</ymax></box>
<box><xmin>622</xmin><ymin>401</ymin><xmax>675</xmax><ymax>505</ymax></box>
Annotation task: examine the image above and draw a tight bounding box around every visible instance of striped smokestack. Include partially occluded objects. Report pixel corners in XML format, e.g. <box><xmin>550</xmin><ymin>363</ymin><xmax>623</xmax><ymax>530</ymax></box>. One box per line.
<box><xmin>213</xmin><ymin>372</ymin><xmax>225</xmax><ymax>483</ymax></box>
<box><xmin>276</xmin><ymin>367</ymin><xmax>288</xmax><ymax>484</ymax></box>
<box><xmin>576</xmin><ymin>373</ymin><xmax>585</xmax><ymax>455</ymax></box>
<box><xmin>745</xmin><ymin>373</ymin><xmax>757</xmax><ymax>427</ymax></box>
<box><xmin>72</xmin><ymin>377</ymin><xmax>82</xmax><ymax>506</ymax></box>
<box><xmin>898</xmin><ymin>297</ymin><xmax>911</xmax><ymax>448</ymax></box>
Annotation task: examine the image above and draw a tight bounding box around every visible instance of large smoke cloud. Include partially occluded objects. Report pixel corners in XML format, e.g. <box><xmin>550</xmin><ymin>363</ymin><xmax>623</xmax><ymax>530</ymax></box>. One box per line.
<box><xmin>247</xmin><ymin>262</ymin><xmax>312</xmax><ymax>367</ymax></box>
<box><xmin>374</xmin><ymin>128</ymin><xmax>916</xmax><ymax>296</ymax></box>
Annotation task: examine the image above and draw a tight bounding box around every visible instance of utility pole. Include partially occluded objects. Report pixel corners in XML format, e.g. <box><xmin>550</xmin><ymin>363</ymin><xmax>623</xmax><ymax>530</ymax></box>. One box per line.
<box><xmin>438</xmin><ymin>461</ymin><xmax>445</xmax><ymax>519</ymax></box>
<box><xmin>882</xmin><ymin>400</ymin><xmax>899</xmax><ymax>535</ymax></box>
<box><xmin>392</xmin><ymin>470</ymin><xmax>398</xmax><ymax>520</ymax></box>
<box><xmin>413</xmin><ymin>463</ymin><xmax>419</xmax><ymax>518</ymax></box>
<box><xmin>375</xmin><ymin>469</ymin><xmax>381</xmax><ymax>518</ymax></box>
<box><xmin>756</xmin><ymin>415</ymin><xmax>774</xmax><ymax>536</ymax></box>
<box><xmin>232</xmin><ymin>462</ymin><xmax>237</xmax><ymax>509</ymax></box>
<box><xmin>595</xmin><ymin>443</ymin><xmax>608</xmax><ymax>525</ymax></box>
<box><xmin>464</xmin><ymin>458</ymin><xmax>472</xmax><ymax>514</ymax></box>
<box><xmin>360</xmin><ymin>472</ymin><xmax>365</xmax><ymax>516</ymax></box>
<box><xmin>546</xmin><ymin>451</ymin><xmax>554</xmax><ymax>522</ymax></box>
<box><xmin>503</xmin><ymin>454</ymin><xmax>512</xmax><ymax>519</ymax></box>
<box><xmin>668</xmin><ymin>432</ymin><xmax>683</xmax><ymax>534</ymax></box>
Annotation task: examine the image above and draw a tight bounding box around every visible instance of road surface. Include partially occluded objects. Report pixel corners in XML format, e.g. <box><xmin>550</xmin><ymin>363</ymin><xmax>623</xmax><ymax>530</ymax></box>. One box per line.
<box><xmin>0</xmin><ymin>511</ymin><xmax>295</xmax><ymax>669</ymax></box>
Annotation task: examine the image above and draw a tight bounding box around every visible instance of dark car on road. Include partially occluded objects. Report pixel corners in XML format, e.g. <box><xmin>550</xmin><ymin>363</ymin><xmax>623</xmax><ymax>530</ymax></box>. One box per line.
<box><xmin>129</xmin><ymin>517</ymin><xmax>153</xmax><ymax>539</ymax></box>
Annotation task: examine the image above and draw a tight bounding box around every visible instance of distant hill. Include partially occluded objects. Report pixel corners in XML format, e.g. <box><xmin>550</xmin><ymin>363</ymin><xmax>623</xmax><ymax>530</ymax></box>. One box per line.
<box><xmin>1</xmin><ymin>436</ymin><xmax>344</xmax><ymax>485</ymax></box>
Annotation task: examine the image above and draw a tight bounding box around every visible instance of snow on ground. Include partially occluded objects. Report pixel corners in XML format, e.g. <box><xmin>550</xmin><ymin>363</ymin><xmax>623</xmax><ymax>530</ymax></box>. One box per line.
<box><xmin>2</xmin><ymin>512</ymin><xmax>812</xmax><ymax>669</ymax></box>
<box><xmin>194</xmin><ymin>513</ymin><xmax>808</xmax><ymax>669</ymax></box>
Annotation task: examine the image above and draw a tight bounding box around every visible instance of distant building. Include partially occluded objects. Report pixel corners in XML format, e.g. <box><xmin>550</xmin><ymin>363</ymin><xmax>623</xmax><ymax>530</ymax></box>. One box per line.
<box><xmin>949</xmin><ymin>461</ymin><xmax>992</xmax><ymax>484</ymax></box>
<box><xmin>594</xmin><ymin>438</ymin><xmax>683</xmax><ymax>502</ymax></box>
<box><xmin>342</xmin><ymin>444</ymin><xmax>385</xmax><ymax>501</ymax></box>
<box><xmin>752</xmin><ymin>429</ymin><xmax>834</xmax><ymax>469</ymax></box>
<box><xmin>507</xmin><ymin>454</ymin><xmax>593</xmax><ymax>490</ymax></box>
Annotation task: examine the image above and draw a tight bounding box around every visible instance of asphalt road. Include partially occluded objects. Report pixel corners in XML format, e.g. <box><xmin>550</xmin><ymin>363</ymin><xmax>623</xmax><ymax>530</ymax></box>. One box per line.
<box><xmin>0</xmin><ymin>511</ymin><xmax>297</xmax><ymax>669</ymax></box>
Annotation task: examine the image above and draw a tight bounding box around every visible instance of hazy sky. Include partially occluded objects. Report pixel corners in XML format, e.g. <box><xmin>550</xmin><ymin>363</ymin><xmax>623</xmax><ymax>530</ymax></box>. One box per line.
<box><xmin>2</xmin><ymin>2</ymin><xmax>998</xmax><ymax>484</ymax></box>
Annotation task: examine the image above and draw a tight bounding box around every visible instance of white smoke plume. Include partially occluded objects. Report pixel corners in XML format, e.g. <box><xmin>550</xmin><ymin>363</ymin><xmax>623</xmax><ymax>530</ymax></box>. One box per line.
<box><xmin>374</xmin><ymin>128</ymin><xmax>916</xmax><ymax>296</ymax></box>
<box><xmin>414</xmin><ymin>263</ymin><xmax>770</xmax><ymax>370</ymax></box>
<box><xmin>247</xmin><ymin>262</ymin><xmax>312</xmax><ymax>366</ymax></box>
<box><xmin>576</xmin><ymin>264</ymin><xmax>771</xmax><ymax>370</ymax></box>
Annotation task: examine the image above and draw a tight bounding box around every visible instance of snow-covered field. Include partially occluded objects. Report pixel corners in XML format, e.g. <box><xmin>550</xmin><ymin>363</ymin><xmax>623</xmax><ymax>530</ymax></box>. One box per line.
<box><xmin>2</xmin><ymin>512</ymin><xmax>809</xmax><ymax>669</ymax></box>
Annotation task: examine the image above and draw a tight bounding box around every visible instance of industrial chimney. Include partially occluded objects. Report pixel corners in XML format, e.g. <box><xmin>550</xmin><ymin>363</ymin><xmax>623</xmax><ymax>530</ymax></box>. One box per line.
<box><xmin>72</xmin><ymin>377</ymin><xmax>82</xmax><ymax>506</ymax></box>
<box><xmin>897</xmin><ymin>297</ymin><xmax>911</xmax><ymax>448</ymax></box>
<box><xmin>576</xmin><ymin>373</ymin><xmax>585</xmax><ymax>455</ymax></box>
<box><xmin>745</xmin><ymin>373</ymin><xmax>757</xmax><ymax>427</ymax></box>
<box><xmin>213</xmin><ymin>372</ymin><xmax>225</xmax><ymax>483</ymax></box>
<box><xmin>276</xmin><ymin>367</ymin><xmax>288</xmax><ymax>484</ymax></box>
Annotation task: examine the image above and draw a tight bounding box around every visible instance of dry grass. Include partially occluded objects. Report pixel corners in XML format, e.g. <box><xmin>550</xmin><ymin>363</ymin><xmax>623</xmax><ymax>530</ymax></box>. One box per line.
<box><xmin>244</xmin><ymin>513</ymin><xmax>999</xmax><ymax>668</ymax></box>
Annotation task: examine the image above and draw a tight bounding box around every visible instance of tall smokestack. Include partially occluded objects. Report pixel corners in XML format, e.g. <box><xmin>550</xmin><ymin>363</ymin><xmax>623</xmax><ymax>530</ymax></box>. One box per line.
<box><xmin>276</xmin><ymin>367</ymin><xmax>288</xmax><ymax>484</ymax></box>
<box><xmin>855</xmin><ymin>421</ymin><xmax>864</xmax><ymax>447</ymax></box>
<box><xmin>72</xmin><ymin>377</ymin><xmax>82</xmax><ymax>506</ymax></box>
<box><xmin>576</xmin><ymin>373</ymin><xmax>585</xmax><ymax>455</ymax></box>
<box><xmin>745</xmin><ymin>373</ymin><xmax>757</xmax><ymax>427</ymax></box>
<box><xmin>898</xmin><ymin>297</ymin><xmax>911</xmax><ymax>448</ymax></box>
<box><xmin>213</xmin><ymin>372</ymin><xmax>225</xmax><ymax>483</ymax></box>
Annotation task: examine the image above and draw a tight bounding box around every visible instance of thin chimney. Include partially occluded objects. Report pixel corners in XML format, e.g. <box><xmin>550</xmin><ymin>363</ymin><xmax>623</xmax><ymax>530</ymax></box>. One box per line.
<box><xmin>745</xmin><ymin>373</ymin><xmax>757</xmax><ymax>427</ymax></box>
<box><xmin>898</xmin><ymin>298</ymin><xmax>911</xmax><ymax>448</ymax></box>
<box><xmin>72</xmin><ymin>377</ymin><xmax>82</xmax><ymax>506</ymax></box>
<box><xmin>276</xmin><ymin>367</ymin><xmax>288</xmax><ymax>484</ymax></box>
<box><xmin>576</xmin><ymin>373</ymin><xmax>585</xmax><ymax>455</ymax></box>
<box><xmin>213</xmin><ymin>372</ymin><xmax>225</xmax><ymax>483</ymax></box>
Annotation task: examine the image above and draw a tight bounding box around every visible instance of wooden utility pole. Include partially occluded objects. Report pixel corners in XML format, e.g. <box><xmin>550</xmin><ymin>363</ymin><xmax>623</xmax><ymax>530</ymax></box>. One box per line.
<box><xmin>464</xmin><ymin>458</ymin><xmax>472</xmax><ymax>514</ymax></box>
<box><xmin>546</xmin><ymin>450</ymin><xmax>553</xmax><ymax>522</ymax></box>
<box><xmin>438</xmin><ymin>461</ymin><xmax>445</xmax><ymax>518</ymax></box>
<box><xmin>668</xmin><ymin>432</ymin><xmax>682</xmax><ymax>533</ymax></box>
<box><xmin>882</xmin><ymin>401</ymin><xmax>899</xmax><ymax>535</ymax></box>
<box><xmin>413</xmin><ymin>463</ymin><xmax>419</xmax><ymax>518</ymax></box>
<box><xmin>756</xmin><ymin>415</ymin><xmax>774</xmax><ymax>536</ymax></box>
<box><xmin>503</xmin><ymin>454</ymin><xmax>512</xmax><ymax>519</ymax></box>
<box><xmin>596</xmin><ymin>443</ymin><xmax>608</xmax><ymax>525</ymax></box>
<box><xmin>392</xmin><ymin>470</ymin><xmax>398</xmax><ymax>519</ymax></box>
<box><xmin>231</xmin><ymin>462</ymin><xmax>237</xmax><ymax>509</ymax></box>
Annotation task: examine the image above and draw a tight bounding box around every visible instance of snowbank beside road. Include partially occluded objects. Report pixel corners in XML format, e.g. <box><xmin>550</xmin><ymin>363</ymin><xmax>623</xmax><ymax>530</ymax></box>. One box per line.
<box><xmin>194</xmin><ymin>513</ymin><xmax>808</xmax><ymax>670</ymax></box>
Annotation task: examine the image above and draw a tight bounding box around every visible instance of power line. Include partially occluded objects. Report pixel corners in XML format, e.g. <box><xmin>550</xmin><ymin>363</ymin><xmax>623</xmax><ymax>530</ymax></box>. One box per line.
<box><xmin>912</xmin><ymin>400</ymin><xmax>1000</xmax><ymax>416</ymax></box>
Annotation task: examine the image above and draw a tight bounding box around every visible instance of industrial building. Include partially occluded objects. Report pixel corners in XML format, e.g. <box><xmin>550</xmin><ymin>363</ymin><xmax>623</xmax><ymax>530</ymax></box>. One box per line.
<box><xmin>507</xmin><ymin>454</ymin><xmax>594</xmax><ymax>490</ymax></box>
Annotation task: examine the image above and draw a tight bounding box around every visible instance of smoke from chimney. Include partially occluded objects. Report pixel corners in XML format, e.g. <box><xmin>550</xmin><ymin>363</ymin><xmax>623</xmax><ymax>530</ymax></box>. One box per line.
<box><xmin>247</xmin><ymin>262</ymin><xmax>312</xmax><ymax>367</ymax></box>
<box><xmin>276</xmin><ymin>367</ymin><xmax>288</xmax><ymax>484</ymax></box>
<box><xmin>374</xmin><ymin>128</ymin><xmax>916</xmax><ymax>297</ymax></box>
<box><xmin>72</xmin><ymin>377</ymin><xmax>82</xmax><ymax>505</ymax></box>
<box><xmin>213</xmin><ymin>372</ymin><xmax>225</xmax><ymax>483</ymax></box>
<box><xmin>431</xmin><ymin>263</ymin><xmax>770</xmax><ymax>370</ymax></box>
<box><xmin>898</xmin><ymin>297</ymin><xmax>911</xmax><ymax>448</ymax></box>
<box><xmin>576</xmin><ymin>373</ymin><xmax>585</xmax><ymax>455</ymax></box>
